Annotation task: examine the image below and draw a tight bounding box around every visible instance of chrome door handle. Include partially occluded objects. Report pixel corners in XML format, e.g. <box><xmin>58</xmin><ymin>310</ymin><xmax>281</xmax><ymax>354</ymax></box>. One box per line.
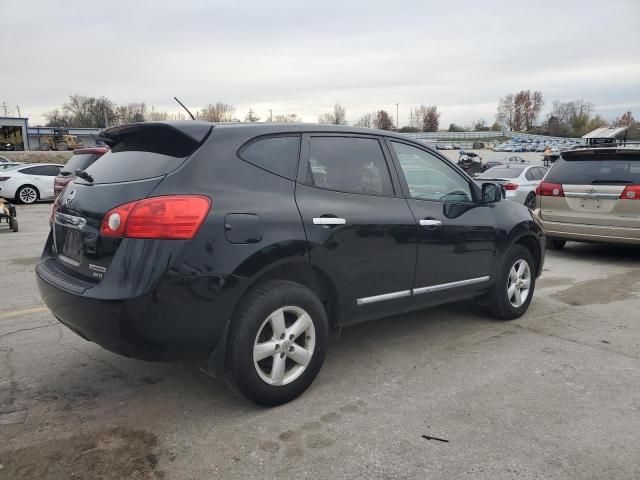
<box><xmin>313</xmin><ymin>217</ymin><xmax>346</xmax><ymax>225</ymax></box>
<box><xmin>419</xmin><ymin>219</ymin><xmax>442</xmax><ymax>227</ymax></box>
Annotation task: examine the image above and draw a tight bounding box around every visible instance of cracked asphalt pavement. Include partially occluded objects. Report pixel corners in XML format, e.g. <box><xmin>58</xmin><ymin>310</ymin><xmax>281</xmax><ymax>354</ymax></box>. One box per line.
<box><xmin>1</xmin><ymin>203</ymin><xmax>639</xmax><ymax>479</ymax></box>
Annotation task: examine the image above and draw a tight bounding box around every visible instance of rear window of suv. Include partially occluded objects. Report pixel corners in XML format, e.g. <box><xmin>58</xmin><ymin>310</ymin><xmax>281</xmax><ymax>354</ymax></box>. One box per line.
<box><xmin>61</xmin><ymin>154</ymin><xmax>99</xmax><ymax>175</ymax></box>
<box><xmin>85</xmin><ymin>125</ymin><xmax>208</xmax><ymax>184</ymax></box>
<box><xmin>545</xmin><ymin>152</ymin><xmax>640</xmax><ymax>184</ymax></box>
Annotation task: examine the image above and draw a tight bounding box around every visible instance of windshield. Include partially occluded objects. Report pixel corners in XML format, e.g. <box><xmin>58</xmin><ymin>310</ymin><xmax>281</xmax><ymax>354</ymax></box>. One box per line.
<box><xmin>61</xmin><ymin>154</ymin><xmax>99</xmax><ymax>174</ymax></box>
<box><xmin>545</xmin><ymin>154</ymin><xmax>640</xmax><ymax>184</ymax></box>
<box><xmin>478</xmin><ymin>167</ymin><xmax>524</xmax><ymax>179</ymax></box>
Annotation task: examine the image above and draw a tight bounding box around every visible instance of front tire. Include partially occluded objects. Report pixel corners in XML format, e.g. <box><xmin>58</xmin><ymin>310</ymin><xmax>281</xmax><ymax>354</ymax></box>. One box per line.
<box><xmin>225</xmin><ymin>280</ymin><xmax>329</xmax><ymax>406</ymax></box>
<box><xmin>16</xmin><ymin>185</ymin><xmax>39</xmax><ymax>204</ymax></box>
<box><xmin>487</xmin><ymin>245</ymin><xmax>536</xmax><ymax>320</ymax></box>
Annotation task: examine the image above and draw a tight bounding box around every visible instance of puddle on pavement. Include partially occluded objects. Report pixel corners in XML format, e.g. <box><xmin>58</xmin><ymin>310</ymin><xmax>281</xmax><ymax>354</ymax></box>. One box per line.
<box><xmin>0</xmin><ymin>427</ymin><xmax>162</xmax><ymax>479</ymax></box>
<box><xmin>550</xmin><ymin>271</ymin><xmax>640</xmax><ymax>306</ymax></box>
<box><xmin>536</xmin><ymin>277</ymin><xmax>575</xmax><ymax>289</ymax></box>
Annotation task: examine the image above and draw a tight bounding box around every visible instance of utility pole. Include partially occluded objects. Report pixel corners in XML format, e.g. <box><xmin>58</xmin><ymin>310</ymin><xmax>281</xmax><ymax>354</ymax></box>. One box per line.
<box><xmin>16</xmin><ymin>105</ymin><xmax>21</xmax><ymax>118</ymax></box>
<box><xmin>395</xmin><ymin>103</ymin><xmax>400</xmax><ymax>130</ymax></box>
<box><xmin>1</xmin><ymin>102</ymin><xmax>8</xmax><ymax>117</ymax></box>
<box><xmin>269</xmin><ymin>109</ymin><xmax>273</xmax><ymax>122</ymax></box>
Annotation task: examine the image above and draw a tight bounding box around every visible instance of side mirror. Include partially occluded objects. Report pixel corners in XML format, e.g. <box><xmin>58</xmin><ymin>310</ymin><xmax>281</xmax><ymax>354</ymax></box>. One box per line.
<box><xmin>482</xmin><ymin>182</ymin><xmax>503</xmax><ymax>203</ymax></box>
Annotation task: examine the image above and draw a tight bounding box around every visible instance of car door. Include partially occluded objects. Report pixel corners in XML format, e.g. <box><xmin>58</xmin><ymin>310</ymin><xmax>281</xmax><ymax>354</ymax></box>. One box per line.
<box><xmin>295</xmin><ymin>134</ymin><xmax>418</xmax><ymax>323</ymax></box>
<box><xmin>19</xmin><ymin>165</ymin><xmax>56</xmax><ymax>199</ymax></box>
<box><xmin>36</xmin><ymin>165</ymin><xmax>62</xmax><ymax>198</ymax></box>
<box><xmin>386</xmin><ymin>139</ymin><xmax>499</xmax><ymax>306</ymax></box>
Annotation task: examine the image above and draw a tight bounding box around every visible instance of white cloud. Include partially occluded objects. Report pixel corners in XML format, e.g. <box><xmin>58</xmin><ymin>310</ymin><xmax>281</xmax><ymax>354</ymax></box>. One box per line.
<box><xmin>2</xmin><ymin>0</ymin><xmax>639</xmax><ymax>126</ymax></box>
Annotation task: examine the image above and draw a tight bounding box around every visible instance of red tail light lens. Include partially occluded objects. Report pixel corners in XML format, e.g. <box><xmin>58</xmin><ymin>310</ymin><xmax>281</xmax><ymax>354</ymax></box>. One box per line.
<box><xmin>536</xmin><ymin>182</ymin><xmax>565</xmax><ymax>197</ymax></box>
<box><xmin>620</xmin><ymin>185</ymin><xmax>640</xmax><ymax>200</ymax></box>
<box><xmin>503</xmin><ymin>182</ymin><xmax>519</xmax><ymax>190</ymax></box>
<box><xmin>100</xmin><ymin>195</ymin><xmax>211</xmax><ymax>239</ymax></box>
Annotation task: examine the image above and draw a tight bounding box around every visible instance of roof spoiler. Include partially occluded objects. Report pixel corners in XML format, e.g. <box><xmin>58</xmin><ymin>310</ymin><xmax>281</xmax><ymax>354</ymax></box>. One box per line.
<box><xmin>98</xmin><ymin>121</ymin><xmax>213</xmax><ymax>157</ymax></box>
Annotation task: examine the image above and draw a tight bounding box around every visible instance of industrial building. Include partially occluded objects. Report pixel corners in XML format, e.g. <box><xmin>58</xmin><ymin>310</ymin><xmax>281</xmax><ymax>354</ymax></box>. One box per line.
<box><xmin>0</xmin><ymin>116</ymin><xmax>103</xmax><ymax>150</ymax></box>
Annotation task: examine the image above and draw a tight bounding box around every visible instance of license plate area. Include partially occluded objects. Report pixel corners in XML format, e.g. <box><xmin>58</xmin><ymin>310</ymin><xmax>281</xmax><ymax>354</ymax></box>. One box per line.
<box><xmin>54</xmin><ymin>212</ymin><xmax>87</xmax><ymax>266</ymax></box>
<box><xmin>59</xmin><ymin>227</ymin><xmax>84</xmax><ymax>266</ymax></box>
<box><xmin>579</xmin><ymin>198</ymin><xmax>601</xmax><ymax>210</ymax></box>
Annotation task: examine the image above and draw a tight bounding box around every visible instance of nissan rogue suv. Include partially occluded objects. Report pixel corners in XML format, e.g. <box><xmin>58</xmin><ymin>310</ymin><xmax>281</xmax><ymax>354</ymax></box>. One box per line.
<box><xmin>37</xmin><ymin>122</ymin><xmax>545</xmax><ymax>405</ymax></box>
<box><xmin>535</xmin><ymin>147</ymin><xmax>640</xmax><ymax>248</ymax></box>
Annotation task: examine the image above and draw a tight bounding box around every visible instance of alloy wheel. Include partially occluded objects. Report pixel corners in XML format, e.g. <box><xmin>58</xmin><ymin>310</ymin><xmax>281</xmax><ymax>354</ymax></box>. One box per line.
<box><xmin>19</xmin><ymin>187</ymin><xmax>37</xmax><ymax>204</ymax></box>
<box><xmin>507</xmin><ymin>259</ymin><xmax>531</xmax><ymax>308</ymax></box>
<box><xmin>253</xmin><ymin>306</ymin><xmax>316</xmax><ymax>386</ymax></box>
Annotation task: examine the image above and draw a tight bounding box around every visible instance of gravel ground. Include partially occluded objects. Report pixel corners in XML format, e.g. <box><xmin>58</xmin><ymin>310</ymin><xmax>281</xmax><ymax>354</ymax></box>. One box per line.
<box><xmin>0</xmin><ymin>204</ymin><xmax>639</xmax><ymax>480</ymax></box>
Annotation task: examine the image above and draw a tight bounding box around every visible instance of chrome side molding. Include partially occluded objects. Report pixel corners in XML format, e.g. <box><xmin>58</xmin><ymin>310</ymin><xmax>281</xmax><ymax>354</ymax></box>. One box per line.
<box><xmin>413</xmin><ymin>276</ymin><xmax>491</xmax><ymax>295</ymax></box>
<box><xmin>357</xmin><ymin>290</ymin><xmax>411</xmax><ymax>305</ymax></box>
<box><xmin>356</xmin><ymin>276</ymin><xmax>491</xmax><ymax>305</ymax></box>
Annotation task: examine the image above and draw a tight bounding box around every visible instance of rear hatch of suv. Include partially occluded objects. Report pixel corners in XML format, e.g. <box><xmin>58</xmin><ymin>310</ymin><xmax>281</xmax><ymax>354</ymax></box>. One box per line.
<box><xmin>46</xmin><ymin>121</ymin><xmax>212</xmax><ymax>287</ymax></box>
<box><xmin>537</xmin><ymin>148</ymin><xmax>640</xmax><ymax>228</ymax></box>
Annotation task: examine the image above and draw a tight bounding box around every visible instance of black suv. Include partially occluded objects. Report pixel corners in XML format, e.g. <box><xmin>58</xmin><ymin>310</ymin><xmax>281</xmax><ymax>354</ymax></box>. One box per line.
<box><xmin>37</xmin><ymin>122</ymin><xmax>545</xmax><ymax>405</ymax></box>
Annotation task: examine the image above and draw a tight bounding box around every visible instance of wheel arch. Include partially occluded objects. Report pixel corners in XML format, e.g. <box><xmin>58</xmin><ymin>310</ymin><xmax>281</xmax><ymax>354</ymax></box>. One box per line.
<box><xmin>245</xmin><ymin>260</ymin><xmax>339</xmax><ymax>326</ymax></box>
<box><xmin>512</xmin><ymin>233</ymin><xmax>542</xmax><ymax>276</ymax></box>
<box><xmin>16</xmin><ymin>184</ymin><xmax>40</xmax><ymax>202</ymax></box>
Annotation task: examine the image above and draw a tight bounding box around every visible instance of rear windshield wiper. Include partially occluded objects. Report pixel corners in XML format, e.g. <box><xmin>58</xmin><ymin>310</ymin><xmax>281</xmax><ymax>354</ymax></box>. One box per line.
<box><xmin>591</xmin><ymin>179</ymin><xmax>632</xmax><ymax>184</ymax></box>
<box><xmin>75</xmin><ymin>169</ymin><xmax>94</xmax><ymax>183</ymax></box>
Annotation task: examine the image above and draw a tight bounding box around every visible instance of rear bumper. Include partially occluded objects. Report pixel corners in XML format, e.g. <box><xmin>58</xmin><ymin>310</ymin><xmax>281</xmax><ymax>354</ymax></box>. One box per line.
<box><xmin>36</xmin><ymin>260</ymin><xmax>244</xmax><ymax>362</ymax></box>
<box><xmin>536</xmin><ymin>214</ymin><xmax>640</xmax><ymax>245</ymax></box>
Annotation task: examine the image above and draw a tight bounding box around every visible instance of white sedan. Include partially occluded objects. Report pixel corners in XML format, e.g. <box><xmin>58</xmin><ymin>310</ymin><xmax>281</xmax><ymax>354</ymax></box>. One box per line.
<box><xmin>0</xmin><ymin>163</ymin><xmax>63</xmax><ymax>204</ymax></box>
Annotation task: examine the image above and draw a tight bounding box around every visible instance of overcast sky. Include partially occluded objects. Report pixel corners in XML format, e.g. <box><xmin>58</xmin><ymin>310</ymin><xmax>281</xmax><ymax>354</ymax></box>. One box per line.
<box><xmin>2</xmin><ymin>0</ymin><xmax>639</xmax><ymax>126</ymax></box>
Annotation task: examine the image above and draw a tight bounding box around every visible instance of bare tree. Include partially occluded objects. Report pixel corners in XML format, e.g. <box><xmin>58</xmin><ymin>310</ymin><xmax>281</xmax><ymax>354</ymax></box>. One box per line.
<box><xmin>199</xmin><ymin>102</ymin><xmax>236</xmax><ymax>122</ymax></box>
<box><xmin>115</xmin><ymin>102</ymin><xmax>146</xmax><ymax>124</ymax></box>
<box><xmin>496</xmin><ymin>90</ymin><xmax>544</xmax><ymax>131</ymax></box>
<box><xmin>273</xmin><ymin>113</ymin><xmax>300</xmax><ymax>123</ymax></box>
<box><xmin>44</xmin><ymin>109</ymin><xmax>71</xmax><ymax>127</ymax></box>
<box><xmin>318</xmin><ymin>103</ymin><xmax>347</xmax><ymax>125</ymax></box>
<box><xmin>414</xmin><ymin>105</ymin><xmax>440</xmax><ymax>132</ymax></box>
<box><xmin>373</xmin><ymin>110</ymin><xmax>394</xmax><ymax>130</ymax></box>
<box><xmin>245</xmin><ymin>108</ymin><xmax>260</xmax><ymax>122</ymax></box>
<box><xmin>147</xmin><ymin>107</ymin><xmax>169</xmax><ymax>122</ymax></box>
<box><xmin>614</xmin><ymin>111</ymin><xmax>635</xmax><ymax>126</ymax></box>
<box><xmin>496</xmin><ymin>94</ymin><xmax>515</xmax><ymax>130</ymax></box>
<box><xmin>354</xmin><ymin>112</ymin><xmax>374</xmax><ymax>128</ymax></box>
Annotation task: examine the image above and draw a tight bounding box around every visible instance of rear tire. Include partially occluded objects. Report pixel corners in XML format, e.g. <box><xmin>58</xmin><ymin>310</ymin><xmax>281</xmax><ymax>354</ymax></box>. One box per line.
<box><xmin>486</xmin><ymin>245</ymin><xmax>536</xmax><ymax>320</ymax></box>
<box><xmin>225</xmin><ymin>280</ymin><xmax>329</xmax><ymax>406</ymax></box>
<box><xmin>546</xmin><ymin>237</ymin><xmax>566</xmax><ymax>250</ymax></box>
<box><xmin>524</xmin><ymin>192</ymin><xmax>536</xmax><ymax>210</ymax></box>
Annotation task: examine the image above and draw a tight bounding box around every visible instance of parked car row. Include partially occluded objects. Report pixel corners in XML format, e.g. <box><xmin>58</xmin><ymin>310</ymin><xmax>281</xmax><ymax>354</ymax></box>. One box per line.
<box><xmin>494</xmin><ymin>136</ymin><xmax>584</xmax><ymax>153</ymax></box>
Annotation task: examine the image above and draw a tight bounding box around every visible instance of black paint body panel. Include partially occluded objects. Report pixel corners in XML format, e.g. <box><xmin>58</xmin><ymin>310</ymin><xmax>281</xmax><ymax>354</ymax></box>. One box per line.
<box><xmin>37</xmin><ymin>122</ymin><xmax>545</xmax><ymax>369</ymax></box>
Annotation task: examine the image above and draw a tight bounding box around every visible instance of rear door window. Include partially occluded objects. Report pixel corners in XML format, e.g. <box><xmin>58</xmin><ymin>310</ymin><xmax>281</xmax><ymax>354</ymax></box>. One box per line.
<box><xmin>307</xmin><ymin>137</ymin><xmax>394</xmax><ymax>196</ymax></box>
<box><xmin>20</xmin><ymin>165</ymin><xmax>60</xmax><ymax>176</ymax></box>
<box><xmin>238</xmin><ymin>135</ymin><xmax>300</xmax><ymax>180</ymax></box>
